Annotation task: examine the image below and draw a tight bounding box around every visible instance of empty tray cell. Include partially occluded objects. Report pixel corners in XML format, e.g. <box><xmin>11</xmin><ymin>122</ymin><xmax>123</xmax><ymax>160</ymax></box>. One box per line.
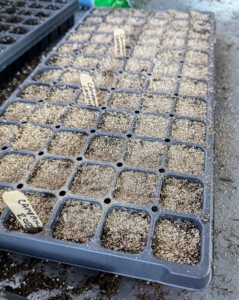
<box><xmin>125</xmin><ymin>59</ymin><xmax>151</xmax><ymax>74</ymax></box>
<box><xmin>171</xmin><ymin>119</ymin><xmax>206</xmax><ymax>144</ymax></box>
<box><xmin>125</xmin><ymin>139</ymin><xmax>164</xmax><ymax>168</ymax></box>
<box><xmin>57</xmin><ymin>43</ymin><xmax>82</xmax><ymax>53</ymax></box>
<box><xmin>147</xmin><ymin>76</ymin><xmax>177</xmax><ymax>94</ymax></box>
<box><xmin>187</xmin><ymin>39</ymin><xmax>209</xmax><ymax>51</ymax></box>
<box><xmin>175</xmin><ymin>97</ymin><xmax>206</xmax><ymax>119</ymax></box>
<box><xmin>191</xmin><ymin>20</ymin><xmax>211</xmax><ymax>31</ymax></box>
<box><xmin>141</xmin><ymin>94</ymin><xmax>173</xmax><ymax>114</ymax></box>
<box><xmin>4</xmin><ymin>192</ymin><xmax>56</xmax><ymax>232</ymax></box>
<box><xmin>101</xmin><ymin>209</ymin><xmax>150</xmax><ymax>253</ymax></box>
<box><xmin>166</xmin><ymin>144</ymin><xmax>204</xmax><ymax>175</ymax></box>
<box><xmin>46</xmin><ymin>4</ymin><xmax>60</xmax><ymax>10</ymax></box>
<box><xmin>29</xmin><ymin>158</ymin><xmax>73</xmax><ymax>190</ymax></box>
<box><xmin>184</xmin><ymin>51</ymin><xmax>209</xmax><ymax>65</ymax></box>
<box><xmin>160</xmin><ymin>177</ymin><xmax>203</xmax><ymax>214</ymax></box>
<box><xmin>147</xmin><ymin>18</ymin><xmax>166</xmax><ymax>27</ymax></box>
<box><xmin>20</xmin><ymin>84</ymin><xmax>49</xmax><ymax>101</ymax></box>
<box><xmin>97</xmin><ymin>58</ymin><xmax>124</xmax><ymax>72</ymax></box>
<box><xmin>191</xmin><ymin>11</ymin><xmax>211</xmax><ymax>21</ymax></box>
<box><xmin>30</xmin><ymin>3</ymin><xmax>43</xmax><ymax>8</ymax></box>
<box><xmin>98</xmin><ymin>111</ymin><xmax>133</xmax><ymax>134</ymax></box>
<box><xmin>157</xmin><ymin>49</ymin><xmax>184</xmax><ymax>62</ymax></box>
<box><xmin>47</xmin><ymin>54</ymin><xmax>72</xmax><ymax>67</ymax></box>
<box><xmin>2</xmin><ymin>102</ymin><xmax>35</xmax><ymax>122</ymax></box>
<box><xmin>179</xmin><ymin>79</ymin><xmax>207</xmax><ymax>98</ymax></box>
<box><xmin>47</xmin><ymin>86</ymin><xmax>78</xmax><ymax>103</ymax></box>
<box><xmin>71</xmin><ymin>164</ymin><xmax>115</xmax><ymax>198</ymax></box>
<box><xmin>64</xmin><ymin>106</ymin><xmax>99</xmax><ymax>129</ymax></box>
<box><xmin>0</xmin><ymin>188</ymin><xmax>12</xmax><ymax>215</ymax></box>
<box><xmin>82</xmin><ymin>44</ymin><xmax>106</xmax><ymax>56</ymax></box>
<box><xmin>136</xmin><ymin>35</ymin><xmax>160</xmax><ymax>46</ymax></box>
<box><xmin>59</xmin><ymin>69</ymin><xmax>83</xmax><ymax>85</ymax></box>
<box><xmin>162</xmin><ymin>37</ymin><xmax>185</xmax><ymax>49</ymax></box>
<box><xmin>152</xmin><ymin>61</ymin><xmax>180</xmax><ymax>77</ymax></box>
<box><xmin>76</xmin><ymin>23</ymin><xmax>96</xmax><ymax>32</ymax></box>
<box><xmin>67</xmin><ymin>32</ymin><xmax>91</xmax><ymax>42</ymax></box>
<box><xmin>53</xmin><ymin>200</ymin><xmax>102</xmax><ymax>243</ymax></box>
<box><xmin>71</xmin><ymin>56</ymin><xmax>98</xmax><ymax>69</ymax></box>
<box><xmin>113</xmin><ymin>170</ymin><xmax>158</xmax><ymax>205</ymax></box>
<box><xmin>0</xmin><ymin>36</ymin><xmax>16</xmax><ymax>45</ymax></box>
<box><xmin>84</xmin><ymin>15</ymin><xmax>103</xmax><ymax>24</ymax></box>
<box><xmin>92</xmin><ymin>71</ymin><xmax>116</xmax><ymax>88</ymax></box>
<box><xmin>152</xmin><ymin>219</ymin><xmax>200</xmax><ymax>265</ymax></box>
<box><xmin>0</xmin><ymin>24</ymin><xmax>11</xmax><ymax>32</ymax></box>
<box><xmin>35</xmin><ymin>69</ymin><xmax>62</xmax><ymax>82</ymax></box>
<box><xmin>134</xmin><ymin>114</ymin><xmax>168</xmax><ymax>139</ymax></box>
<box><xmin>48</xmin><ymin>131</ymin><xmax>87</xmax><ymax>156</ymax></box>
<box><xmin>6</xmin><ymin>16</ymin><xmax>23</xmax><ymax>23</ymax></box>
<box><xmin>132</xmin><ymin>45</ymin><xmax>158</xmax><ymax>59</ymax></box>
<box><xmin>77</xmin><ymin>89</ymin><xmax>109</xmax><ymax>106</ymax></box>
<box><xmin>188</xmin><ymin>29</ymin><xmax>210</xmax><ymax>40</ymax></box>
<box><xmin>0</xmin><ymin>153</ymin><xmax>34</xmax><ymax>183</ymax></box>
<box><xmin>24</xmin><ymin>18</ymin><xmax>41</xmax><ymax>25</ymax></box>
<box><xmin>108</xmin><ymin>92</ymin><xmax>140</xmax><ymax>111</ymax></box>
<box><xmin>10</xmin><ymin>26</ymin><xmax>28</xmax><ymax>34</ymax></box>
<box><xmin>29</xmin><ymin>103</ymin><xmax>66</xmax><ymax>125</ymax></box>
<box><xmin>86</xmin><ymin>136</ymin><xmax>124</xmax><ymax>162</ymax></box>
<box><xmin>105</xmin><ymin>45</ymin><xmax>131</xmax><ymax>57</ymax></box>
<box><xmin>182</xmin><ymin>64</ymin><xmax>210</xmax><ymax>80</ymax></box>
<box><xmin>35</xmin><ymin>11</ymin><xmax>50</xmax><ymax>18</ymax></box>
<box><xmin>0</xmin><ymin>124</ymin><xmax>18</xmax><ymax>146</ymax></box>
<box><xmin>90</xmin><ymin>33</ymin><xmax>112</xmax><ymax>44</ymax></box>
<box><xmin>12</xmin><ymin>124</ymin><xmax>52</xmax><ymax>151</ymax></box>
<box><xmin>117</xmin><ymin>73</ymin><xmax>145</xmax><ymax>91</ymax></box>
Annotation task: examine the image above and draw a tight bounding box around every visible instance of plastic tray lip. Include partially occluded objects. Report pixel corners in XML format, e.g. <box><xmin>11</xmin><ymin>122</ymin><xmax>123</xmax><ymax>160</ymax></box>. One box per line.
<box><xmin>0</xmin><ymin>8</ymin><xmax>215</xmax><ymax>290</ymax></box>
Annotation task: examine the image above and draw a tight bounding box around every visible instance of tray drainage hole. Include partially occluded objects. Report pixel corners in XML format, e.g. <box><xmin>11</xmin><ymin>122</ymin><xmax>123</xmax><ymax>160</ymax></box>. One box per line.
<box><xmin>159</xmin><ymin>168</ymin><xmax>165</xmax><ymax>173</ymax></box>
<box><xmin>151</xmin><ymin>206</ymin><xmax>158</xmax><ymax>212</ymax></box>
<box><xmin>101</xmin><ymin>107</ymin><xmax>106</xmax><ymax>110</ymax></box>
<box><xmin>147</xmin><ymin>73</ymin><xmax>152</xmax><ymax>76</ymax></box>
<box><xmin>127</xmin><ymin>134</ymin><xmax>132</xmax><ymax>138</ymax></box>
<box><xmin>104</xmin><ymin>198</ymin><xmax>111</xmax><ymax>204</ymax></box>
<box><xmin>59</xmin><ymin>190</ymin><xmax>66</xmax><ymax>196</ymax></box>
<box><xmin>90</xmin><ymin>129</ymin><xmax>96</xmax><ymax>133</ymax></box>
<box><xmin>76</xmin><ymin>157</ymin><xmax>82</xmax><ymax>161</ymax></box>
<box><xmin>111</xmin><ymin>87</ymin><xmax>115</xmax><ymax>90</ymax></box>
<box><xmin>169</xmin><ymin>114</ymin><xmax>174</xmax><ymax>117</ymax></box>
<box><xmin>126</xmin><ymin>56</ymin><xmax>129</xmax><ymax>59</ymax></box>
<box><xmin>38</xmin><ymin>151</ymin><xmax>44</xmax><ymax>156</ymax></box>
<box><xmin>2</xmin><ymin>146</ymin><xmax>8</xmax><ymax>150</ymax></box>
<box><xmin>55</xmin><ymin>125</ymin><xmax>61</xmax><ymax>129</ymax></box>
<box><xmin>117</xmin><ymin>162</ymin><xmax>123</xmax><ymax>167</ymax></box>
<box><xmin>17</xmin><ymin>183</ymin><xmax>23</xmax><ymax>189</ymax></box>
<box><xmin>119</xmin><ymin>70</ymin><xmax>123</xmax><ymax>73</ymax></box>
<box><xmin>165</xmin><ymin>139</ymin><xmax>170</xmax><ymax>143</ymax></box>
<box><xmin>174</xmin><ymin>93</ymin><xmax>178</xmax><ymax>96</ymax></box>
<box><xmin>22</xmin><ymin>121</ymin><xmax>27</xmax><ymax>124</ymax></box>
<box><xmin>53</xmin><ymin>81</ymin><xmax>57</xmax><ymax>84</ymax></box>
<box><xmin>178</xmin><ymin>76</ymin><xmax>181</xmax><ymax>78</ymax></box>
<box><xmin>180</xmin><ymin>61</ymin><xmax>184</xmax><ymax>63</ymax></box>
<box><xmin>39</xmin><ymin>99</ymin><xmax>44</xmax><ymax>103</ymax></box>
<box><xmin>135</xmin><ymin>110</ymin><xmax>140</xmax><ymax>114</ymax></box>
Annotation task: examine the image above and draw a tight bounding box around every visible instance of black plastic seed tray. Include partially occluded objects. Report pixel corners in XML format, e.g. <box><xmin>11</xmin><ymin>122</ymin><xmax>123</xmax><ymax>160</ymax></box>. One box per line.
<box><xmin>0</xmin><ymin>0</ymin><xmax>78</xmax><ymax>81</ymax></box>
<box><xmin>0</xmin><ymin>8</ymin><xmax>215</xmax><ymax>290</ymax></box>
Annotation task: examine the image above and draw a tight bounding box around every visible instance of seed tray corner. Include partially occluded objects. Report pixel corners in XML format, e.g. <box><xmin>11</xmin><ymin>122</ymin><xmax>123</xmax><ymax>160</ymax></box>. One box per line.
<box><xmin>0</xmin><ymin>7</ymin><xmax>215</xmax><ymax>290</ymax></box>
<box><xmin>0</xmin><ymin>0</ymin><xmax>79</xmax><ymax>82</ymax></box>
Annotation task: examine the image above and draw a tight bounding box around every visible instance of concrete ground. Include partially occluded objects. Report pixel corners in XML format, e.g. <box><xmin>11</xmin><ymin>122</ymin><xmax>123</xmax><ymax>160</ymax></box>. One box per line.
<box><xmin>1</xmin><ymin>0</ymin><xmax>239</xmax><ymax>299</ymax></box>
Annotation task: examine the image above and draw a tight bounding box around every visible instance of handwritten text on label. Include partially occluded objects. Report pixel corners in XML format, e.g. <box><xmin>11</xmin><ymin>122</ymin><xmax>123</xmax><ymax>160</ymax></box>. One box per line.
<box><xmin>114</xmin><ymin>29</ymin><xmax>126</xmax><ymax>57</ymax></box>
<box><xmin>80</xmin><ymin>74</ymin><xmax>98</xmax><ymax>107</ymax></box>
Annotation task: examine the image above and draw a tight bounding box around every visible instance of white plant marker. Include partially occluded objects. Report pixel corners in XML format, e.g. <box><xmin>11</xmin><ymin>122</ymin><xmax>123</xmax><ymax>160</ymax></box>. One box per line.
<box><xmin>80</xmin><ymin>74</ymin><xmax>99</xmax><ymax>107</ymax></box>
<box><xmin>114</xmin><ymin>29</ymin><xmax>126</xmax><ymax>57</ymax></box>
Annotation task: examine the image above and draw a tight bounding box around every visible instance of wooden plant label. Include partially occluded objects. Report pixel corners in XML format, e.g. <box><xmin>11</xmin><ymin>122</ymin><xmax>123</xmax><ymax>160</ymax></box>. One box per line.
<box><xmin>80</xmin><ymin>74</ymin><xmax>98</xmax><ymax>107</ymax></box>
<box><xmin>2</xmin><ymin>191</ymin><xmax>43</xmax><ymax>233</ymax></box>
<box><xmin>114</xmin><ymin>29</ymin><xmax>126</xmax><ymax>57</ymax></box>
